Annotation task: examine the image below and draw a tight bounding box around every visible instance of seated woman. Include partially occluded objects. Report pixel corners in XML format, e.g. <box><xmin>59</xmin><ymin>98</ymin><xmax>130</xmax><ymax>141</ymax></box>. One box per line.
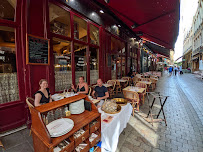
<box><xmin>71</xmin><ymin>76</ymin><xmax>88</xmax><ymax>94</ymax></box>
<box><xmin>34</xmin><ymin>79</ymin><xmax>52</xmax><ymax>107</ymax></box>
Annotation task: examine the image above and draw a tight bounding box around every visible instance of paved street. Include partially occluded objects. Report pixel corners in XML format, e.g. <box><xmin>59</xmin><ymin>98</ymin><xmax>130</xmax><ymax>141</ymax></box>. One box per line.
<box><xmin>0</xmin><ymin>73</ymin><xmax>203</xmax><ymax>152</ymax></box>
<box><xmin>116</xmin><ymin>72</ymin><xmax>203</xmax><ymax>152</ymax></box>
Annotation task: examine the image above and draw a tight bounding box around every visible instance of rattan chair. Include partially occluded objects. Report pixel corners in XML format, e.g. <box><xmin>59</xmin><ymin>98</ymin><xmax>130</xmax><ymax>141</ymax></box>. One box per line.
<box><xmin>149</xmin><ymin>78</ymin><xmax>156</xmax><ymax>91</ymax></box>
<box><xmin>136</xmin><ymin>74</ymin><xmax>143</xmax><ymax>79</ymax></box>
<box><xmin>135</xmin><ymin>82</ymin><xmax>147</xmax><ymax>104</ymax></box>
<box><xmin>26</xmin><ymin>97</ymin><xmax>35</xmax><ymax>136</ymax></box>
<box><xmin>88</xmin><ymin>87</ymin><xmax>92</xmax><ymax>96</ymax></box>
<box><xmin>123</xmin><ymin>90</ymin><xmax>140</xmax><ymax>116</ymax></box>
<box><xmin>115</xmin><ymin>80</ymin><xmax>122</xmax><ymax>94</ymax></box>
<box><xmin>107</xmin><ymin>80</ymin><xmax>116</xmax><ymax>97</ymax></box>
<box><xmin>121</xmin><ymin>77</ymin><xmax>130</xmax><ymax>87</ymax></box>
<box><xmin>0</xmin><ymin>140</ymin><xmax>5</xmax><ymax>150</ymax></box>
<box><xmin>132</xmin><ymin>76</ymin><xmax>141</xmax><ymax>85</ymax></box>
<box><xmin>140</xmin><ymin>78</ymin><xmax>151</xmax><ymax>82</ymax></box>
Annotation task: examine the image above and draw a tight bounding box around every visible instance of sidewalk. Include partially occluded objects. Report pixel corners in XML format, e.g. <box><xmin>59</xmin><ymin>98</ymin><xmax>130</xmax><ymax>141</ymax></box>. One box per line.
<box><xmin>116</xmin><ymin>73</ymin><xmax>203</xmax><ymax>152</ymax></box>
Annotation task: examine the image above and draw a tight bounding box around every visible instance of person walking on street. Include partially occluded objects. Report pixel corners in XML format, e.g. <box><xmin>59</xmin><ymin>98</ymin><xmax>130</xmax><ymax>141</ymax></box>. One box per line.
<box><xmin>179</xmin><ymin>66</ymin><xmax>183</xmax><ymax>75</ymax></box>
<box><xmin>168</xmin><ymin>66</ymin><xmax>173</xmax><ymax>76</ymax></box>
<box><xmin>174</xmin><ymin>66</ymin><xmax>178</xmax><ymax>76</ymax></box>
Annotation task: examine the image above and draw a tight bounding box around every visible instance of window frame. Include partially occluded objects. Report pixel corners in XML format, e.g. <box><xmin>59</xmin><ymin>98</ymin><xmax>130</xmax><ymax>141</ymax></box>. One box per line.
<box><xmin>49</xmin><ymin>1</ymin><xmax>100</xmax><ymax>89</ymax></box>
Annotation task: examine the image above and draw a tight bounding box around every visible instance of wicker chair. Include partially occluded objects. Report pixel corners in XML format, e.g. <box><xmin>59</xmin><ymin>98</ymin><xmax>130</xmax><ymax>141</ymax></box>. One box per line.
<box><xmin>26</xmin><ymin>97</ymin><xmax>35</xmax><ymax>136</ymax></box>
<box><xmin>132</xmin><ymin>76</ymin><xmax>141</xmax><ymax>85</ymax></box>
<box><xmin>123</xmin><ymin>90</ymin><xmax>140</xmax><ymax>116</ymax></box>
<box><xmin>115</xmin><ymin>80</ymin><xmax>122</xmax><ymax>94</ymax></box>
<box><xmin>150</xmin><ymin>75</ymin><xmax>158</xmax><ymax>79</ymax></box>
<box><xmin>121</xmin><ymin>77</ymin><xmax>130</xmax><ymax>87</ymax></box>
<box><xmin>88</xmin><ymin>86</ymin><xmax>92</xmax><ymax>96</ymax></box>
<box><xmin>0</xmin><ymin>140</ymin><xmax>5</xmax><ymax>150</ymax></box>
<box><xmin>136</xmin><ymin>74</ymin><xmax>143</xmax><ymax>79</ymax></box>
<box><xmin>107</xmin><ymin>80</ymin><xmax>116</xmax><ymax>97</ymax></box>
<box><xmin>140</xmin><ymin>78</ymin><xmax>151</xmax><ymax>82</ymax></box>
<box><xmin>149</xmin><ymin>78</ymin><xmax>156</xmax><ymax>91</ymax></box>
<box><xmin>135</xmin><ymin>82</ymin><xmax>147</xmax><ymax>104</ymax></box>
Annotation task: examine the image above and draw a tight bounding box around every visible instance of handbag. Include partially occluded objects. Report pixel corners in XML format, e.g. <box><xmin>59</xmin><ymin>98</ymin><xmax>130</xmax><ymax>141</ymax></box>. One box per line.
<box><xmin>84</xmin><ymin>100</ymin><xmax>92</xmax><ymax>111</ymax></box>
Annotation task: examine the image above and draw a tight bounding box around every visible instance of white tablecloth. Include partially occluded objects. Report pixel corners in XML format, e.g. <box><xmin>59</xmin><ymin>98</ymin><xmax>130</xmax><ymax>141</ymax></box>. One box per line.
<box><xmin>98</xmin><ymin>103</ymin><xmax>133</xmax><ymax>152</ymax></box>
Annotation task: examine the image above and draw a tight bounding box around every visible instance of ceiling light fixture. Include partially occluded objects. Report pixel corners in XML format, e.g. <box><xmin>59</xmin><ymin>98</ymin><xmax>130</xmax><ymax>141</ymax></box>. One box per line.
<box><xmin>100</xmin><ymin>10</ymin><xmax>104</xmax><ymax>13</ymax></box>
<box><xmin>118</xmin><ymin>25</ymin><xmax>121</xmax><ymax>27</ymax></box>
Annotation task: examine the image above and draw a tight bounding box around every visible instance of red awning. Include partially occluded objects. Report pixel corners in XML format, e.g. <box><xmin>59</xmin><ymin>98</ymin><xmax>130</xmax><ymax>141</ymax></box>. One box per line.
<box><xmin>96</xmin><ymin>0</ymin><xmax>180</xmax><ymax>49</ymax></box>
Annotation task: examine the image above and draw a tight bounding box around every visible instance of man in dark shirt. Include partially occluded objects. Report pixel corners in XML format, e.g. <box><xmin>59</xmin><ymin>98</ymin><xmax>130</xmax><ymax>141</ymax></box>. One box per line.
<box><xmin>92</xmin><ymin>79</ymin><xmax>109</xmax><ymax>107</ymax></box>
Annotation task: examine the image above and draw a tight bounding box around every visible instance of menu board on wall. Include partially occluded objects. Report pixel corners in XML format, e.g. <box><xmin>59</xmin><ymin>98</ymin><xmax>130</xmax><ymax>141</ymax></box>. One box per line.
<box><xmin>26</xmin><ymin>34</ymin><xmax>50</xmax><ymax>65</ymax></box>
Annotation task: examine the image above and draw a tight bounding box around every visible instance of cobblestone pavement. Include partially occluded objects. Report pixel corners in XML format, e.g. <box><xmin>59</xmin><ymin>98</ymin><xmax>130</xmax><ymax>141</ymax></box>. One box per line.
<box><xmin>116</xmin><ymin>73</ymin><xmax>203</xmax><ymax>152</ymax></box>
<box><xmin>0</xmin><ymin>73</ymin><xmax>202</xmax><ymax>152</ymax></box>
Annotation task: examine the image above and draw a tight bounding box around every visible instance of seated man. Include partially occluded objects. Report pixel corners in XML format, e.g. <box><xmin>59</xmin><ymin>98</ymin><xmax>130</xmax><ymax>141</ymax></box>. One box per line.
<box><xmin>92</xmin><ymin>79</ymin><xmax>109</xmax><ymax>107</ymax></box>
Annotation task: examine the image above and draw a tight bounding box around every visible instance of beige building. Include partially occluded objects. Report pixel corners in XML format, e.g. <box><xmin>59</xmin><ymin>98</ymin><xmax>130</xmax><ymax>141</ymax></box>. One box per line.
<box><xmin>183</xmin><ymin>28</ymin><xmax>193</xmax><ymax>69</ymax></box>
<box><xmin>170</xmin><ymin>50</ymin><xmax>175</xmax><ymax>65</ymax></box>
<box><xmin>191</xmin><ymin>0</ymin><xmax>203</xmax><ymax>71</ymax></box>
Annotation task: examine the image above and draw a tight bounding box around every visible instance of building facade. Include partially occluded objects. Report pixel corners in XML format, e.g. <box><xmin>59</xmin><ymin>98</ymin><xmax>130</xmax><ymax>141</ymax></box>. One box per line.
<box><xmin>0</xmin><ymin>0</ymin><xmax>143</xmax><ymax>132</ymax></box>
<box><xmin>192</xmin><ymin>0</ymin><xmax>203</xmax><ymax>71</ymax></box>
<box><xmin>183</xmin><ymin>28</ymin><xmax>193</xmax><ymax>69</ymax></box>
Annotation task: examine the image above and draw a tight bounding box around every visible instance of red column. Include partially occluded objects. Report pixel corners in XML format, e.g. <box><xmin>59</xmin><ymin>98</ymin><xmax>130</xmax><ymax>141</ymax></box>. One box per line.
<box><xmin>26</xmin><ymin>0</ymin><xmax>51</xmax><ymax>96</ymax></box>
<box><xmin>137</xmin><ymin>47</ymin><xmax>141</xmax><ymax>73</ymax></box>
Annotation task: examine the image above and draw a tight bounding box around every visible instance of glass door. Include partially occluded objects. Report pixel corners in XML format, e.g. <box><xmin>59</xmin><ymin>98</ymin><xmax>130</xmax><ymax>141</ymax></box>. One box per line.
<box><xmin>74</xmin><ymin>43</ymin><xmax>87</xmax><ymax>84</ymax></box>
<box><xmin>52</xmin><ymin>38</ymin><xmax>72</xmax><ymax>92</ymax></box>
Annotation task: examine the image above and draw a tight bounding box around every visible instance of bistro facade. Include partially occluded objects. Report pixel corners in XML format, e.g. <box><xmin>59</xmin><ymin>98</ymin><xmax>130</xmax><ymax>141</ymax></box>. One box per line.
<box><xmin>0</xmin><ymin>0</ymin><xmax>145</xmax><ymax>132</ymax></box>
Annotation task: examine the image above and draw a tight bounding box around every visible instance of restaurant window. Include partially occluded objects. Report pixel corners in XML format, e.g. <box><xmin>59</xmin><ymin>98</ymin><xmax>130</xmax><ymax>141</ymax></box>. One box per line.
<box><xmin>73</xmin><ymin>15</ymin><xmax>87</xmax><ymax>42</ymax></box>
<box><xmin>0</xmin><ymin>26</ymin><xmax>19</xmax><ymax>104</ymax></box>
<box><xmin>90</xmin><ymin>47</ymin><xmax>99</xmax><ymax>84</ymax></box>
<box><xmin>111</xmin><ymin>55</ymin><xmax>116</xmax><ymax>80</ymax></box>
<box><xmin>132</xmin><ymin>59</ymin><xmax>136</xmax><ymax>71</ymax></box>
<box><xmin>74</xmin><ymin>43</ymin><xmax>87</xmax><ymax>84</ymax></box>
<box><xmin>117</xmin><ymin>56</ymin><xmax>122</xmax><ymax>79</ymax></box>
<box><xmin>122</xmin><ymin>57</ymin><xmax>125</xmax><ymax>77</ymax></box>
<box><xmin>90</xmin><ymin>24</ymin><xmax>99</xmax><ymax>45</ymax></box>
<box><xmin>127</xmin><ymin>57</ymin><xmax>131</xmax><ymax>70</ymax></box>
<box><xmin>121</xmin><ymin>42</ymin><xmax>125</xmax><ymax>54</ymax></box>
<box><xmin>53</xmin><ymin>38</ymin><xmax>72</xmax><ymax>92</ymax></box>
<box><xmin>49</xmin><ymin>4</ymin><xmax>71</xmax><ymax>37</ymax></box>
<box><xmin>0</xmin><ymin>0</ymin><xmax>16</xmax><ymax>21</ymax></box>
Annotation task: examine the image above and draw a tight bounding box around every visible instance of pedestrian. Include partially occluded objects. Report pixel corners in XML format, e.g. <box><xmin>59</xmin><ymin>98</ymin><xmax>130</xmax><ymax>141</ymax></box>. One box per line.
<box><xmin>172</xmin><ymin>66</ymin><xmax>174</xmax><ymax>75</ymax></box>
<box><xmin>168</xmin><ymin>66</ymin><xmax>173</xmax><ymax>76</ymax></box>
<box><xmin>179</xmin><ymin>66</ymin><xmax>183</xmax><ymax>75</ymax></box>
<box><xmin>174</xmin><ymin>66</ymin><xmax>178</xmax><ymax>76</ymax></box>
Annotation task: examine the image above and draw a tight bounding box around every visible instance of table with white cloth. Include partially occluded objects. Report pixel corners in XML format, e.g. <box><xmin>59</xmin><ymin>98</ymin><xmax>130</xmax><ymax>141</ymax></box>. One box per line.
<box><xmin>98</xmin><ymin>103</ymin><xmax>133</xmax><ymax>152</ymax></box>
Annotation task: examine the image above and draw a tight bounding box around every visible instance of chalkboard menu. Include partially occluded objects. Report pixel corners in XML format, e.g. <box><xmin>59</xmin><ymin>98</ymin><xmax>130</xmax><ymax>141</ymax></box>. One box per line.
<box><xmin>26</xmin><ymin>34</ymin><xmax>50</xmax><ymax>65</ymax></box>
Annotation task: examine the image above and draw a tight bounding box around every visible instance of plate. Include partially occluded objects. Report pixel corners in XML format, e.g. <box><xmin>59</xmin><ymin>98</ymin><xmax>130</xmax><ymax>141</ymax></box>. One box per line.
<box><xmin>112</xmin><ymin>98</ymin><xmax>127</xmax><ymax>106</ymax></box>
<box><xmin>46</xmin><ymin>118</ymin><xmax>74</xmax><ymax>137</ymax></box>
